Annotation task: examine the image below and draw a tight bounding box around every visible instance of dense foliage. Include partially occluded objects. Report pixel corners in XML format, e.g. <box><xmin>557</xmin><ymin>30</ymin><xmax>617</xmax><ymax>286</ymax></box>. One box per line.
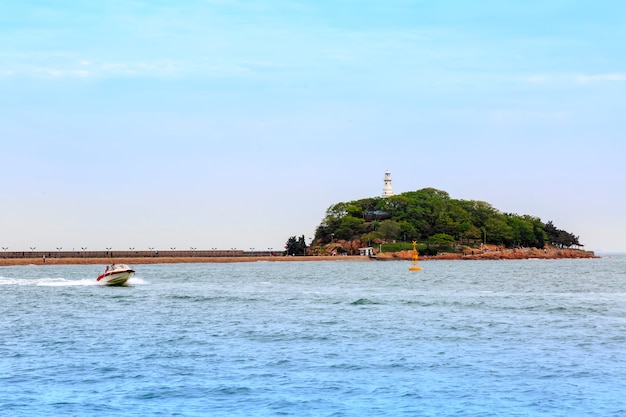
<box><xmin>313</xmin><ymin>188</ymin><xmax>582</xmax><ymax>249</ymax></box>
<box><xmin>285</xmin><ymin>235</ymin><xmax>308</xmax><ymax>256</ymax></box>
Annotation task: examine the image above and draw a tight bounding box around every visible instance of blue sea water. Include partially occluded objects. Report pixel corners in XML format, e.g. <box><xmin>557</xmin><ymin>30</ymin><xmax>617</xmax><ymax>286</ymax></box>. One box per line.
<box><xmin>1</xmin><ymin>256</ymin><xmax>626</xmax><ymax>416</ymax></box>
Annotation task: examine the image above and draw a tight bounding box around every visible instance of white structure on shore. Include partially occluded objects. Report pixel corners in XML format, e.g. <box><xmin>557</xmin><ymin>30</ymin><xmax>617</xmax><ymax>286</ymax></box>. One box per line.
<box><xmin>382</xmin><ymin>170</ymin><xmax>394</xmax><ymax>197</ymax></box>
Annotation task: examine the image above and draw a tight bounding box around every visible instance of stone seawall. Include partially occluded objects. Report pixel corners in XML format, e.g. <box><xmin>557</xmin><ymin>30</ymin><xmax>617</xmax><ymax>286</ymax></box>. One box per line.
<box><xmin>0</xmin><ymin>255</ymin><xmax>367</xmax><ymax>266</ymax></box>
<box><xmin>0</xmin><ymin>249</ymin><xmax>251</xmax><ymax>259</ymax></box>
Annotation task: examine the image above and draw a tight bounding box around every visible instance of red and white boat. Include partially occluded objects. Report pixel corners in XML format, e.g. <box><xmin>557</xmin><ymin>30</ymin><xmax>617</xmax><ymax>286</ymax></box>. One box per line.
<box><xmin>97</xmin><ymin>264</ymin><xmax>135</xmax><ymax>286</ymax></box>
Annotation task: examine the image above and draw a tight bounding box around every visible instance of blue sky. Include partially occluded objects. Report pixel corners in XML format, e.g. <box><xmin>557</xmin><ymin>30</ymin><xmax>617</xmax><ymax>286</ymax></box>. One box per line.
<box><xmin>1</xmin><ymin>0</ymin><xmax>625</xmax><ymax>253</ymax></box>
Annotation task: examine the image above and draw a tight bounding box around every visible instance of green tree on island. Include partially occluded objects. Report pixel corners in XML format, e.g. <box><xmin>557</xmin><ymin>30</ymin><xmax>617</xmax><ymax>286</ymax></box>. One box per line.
<box><xmin>285</xmin><ymin>235</ymin><xmax>308</xmax><ymax>256</ymax></box>
<box><xmin>312</xmin><ymin>188</ymin><xmax>582</xmax><ymax>251</ymax></box>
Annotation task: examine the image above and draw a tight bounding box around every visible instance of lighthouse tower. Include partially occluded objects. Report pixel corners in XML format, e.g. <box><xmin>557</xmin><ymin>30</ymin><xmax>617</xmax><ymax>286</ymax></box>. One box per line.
<box><xmin>382</xmin><ymin>170</ymin><xmax>394</xmax><ymax>197</ymax></box>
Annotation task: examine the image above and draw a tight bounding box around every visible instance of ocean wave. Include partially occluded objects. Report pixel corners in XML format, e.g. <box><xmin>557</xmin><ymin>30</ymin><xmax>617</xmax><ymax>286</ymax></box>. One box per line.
<box><xmin>350</xmin><ymin>298</ymin><xmax>381</xmax><ymax>305</ymax></box>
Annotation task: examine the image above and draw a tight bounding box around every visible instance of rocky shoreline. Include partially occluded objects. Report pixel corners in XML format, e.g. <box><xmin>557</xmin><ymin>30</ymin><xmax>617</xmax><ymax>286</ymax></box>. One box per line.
<box><xmin>377</xmin><ymin>246</ymin><xmax>597</xmax><ymax>261</ymax></box>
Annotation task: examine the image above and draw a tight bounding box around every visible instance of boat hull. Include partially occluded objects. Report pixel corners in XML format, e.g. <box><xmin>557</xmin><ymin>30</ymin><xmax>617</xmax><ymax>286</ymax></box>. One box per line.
<box><xmin>97</xmin><ymin>269</ymin><xmax>135</xmax><ymax>285</ymax></box>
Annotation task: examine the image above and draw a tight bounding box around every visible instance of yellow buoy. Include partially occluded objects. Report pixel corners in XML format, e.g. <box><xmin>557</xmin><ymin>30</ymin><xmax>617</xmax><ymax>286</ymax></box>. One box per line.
<box><xmin>409</xmin><ymin>241</ymin><xmax>422</xmax><ymax>271</ymax></box>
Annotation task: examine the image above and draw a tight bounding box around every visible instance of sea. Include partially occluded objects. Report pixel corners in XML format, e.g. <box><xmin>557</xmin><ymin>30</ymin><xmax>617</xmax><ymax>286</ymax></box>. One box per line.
<box><xmin>1</xmin><ymin>256</ymin><xmax>626</xmax><ymax>417</ymax></box>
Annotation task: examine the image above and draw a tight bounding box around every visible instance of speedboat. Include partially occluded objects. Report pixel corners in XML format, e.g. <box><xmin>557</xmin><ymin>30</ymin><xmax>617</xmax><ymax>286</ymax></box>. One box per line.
<box><xmin>97</xmin><ymin>264</ymin><xmax>135</xmax><ymax>286</ymax></box>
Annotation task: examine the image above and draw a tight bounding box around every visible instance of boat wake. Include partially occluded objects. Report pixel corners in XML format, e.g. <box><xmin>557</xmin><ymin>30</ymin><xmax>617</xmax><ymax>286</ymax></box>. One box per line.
<box><xmin>0</xmin><ymin>277</ymin><xmax>97</xmax><ymax>287</ymax></box>
<box><xmin>0</xmin><ymin>276</ymin><xmax>147</xmax><ymax>287</ymax></box>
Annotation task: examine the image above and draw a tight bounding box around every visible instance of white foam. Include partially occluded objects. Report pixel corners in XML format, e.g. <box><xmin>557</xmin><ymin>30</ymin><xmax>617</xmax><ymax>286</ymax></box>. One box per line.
<box><xmin>38</xmin><ymin>278</ymin><xmax>97</xmax><ymax>287</ymax></box>
<box><xmin>0</xmin><ymin>273</ymin><xmax>150</xmax><ymax>286</ymax></box>
<box><xmin>0</xmin><ymin>277</ymin><xmax>98</xmax><ymax>286</ymax></box>
<box><xmin>127</xmin><ymin>276</ymin><xmax>148</xmax><ymax>285</ymax></box>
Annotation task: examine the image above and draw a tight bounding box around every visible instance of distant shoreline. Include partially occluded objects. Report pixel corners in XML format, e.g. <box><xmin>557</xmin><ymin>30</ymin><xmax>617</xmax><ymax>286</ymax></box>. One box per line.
<box><xmin>0</xmin><ymin>248</ymin><xmax>598</xmax><ymax>267</ymax></box>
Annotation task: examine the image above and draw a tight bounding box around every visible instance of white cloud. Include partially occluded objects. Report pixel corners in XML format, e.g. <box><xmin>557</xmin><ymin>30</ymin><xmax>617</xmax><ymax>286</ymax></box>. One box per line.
<box><xmin>526</xmin><ymin>73</ymin><xmax>626</xmax><ymax>85</ymax></box>
<box><xmin>1</xmin><ymin>59</ymin><xmax>196</xmax><ymax>79</ymax></box>
<box><xmin>576</xmin><ymin>73</ymin><xmax>626</xmax><ymax>83</ymax></box>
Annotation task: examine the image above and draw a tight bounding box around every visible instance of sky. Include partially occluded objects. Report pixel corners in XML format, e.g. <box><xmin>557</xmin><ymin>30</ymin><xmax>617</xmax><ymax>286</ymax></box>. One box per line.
<box><xmin>1</xmin><ymin>0</ymin><xmax>625</xmax><ymax>253</ymax></box>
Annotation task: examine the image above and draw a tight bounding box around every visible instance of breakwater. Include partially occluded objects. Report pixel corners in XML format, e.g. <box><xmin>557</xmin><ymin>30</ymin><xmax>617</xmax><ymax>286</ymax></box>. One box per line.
<box><xmin>0</xmin><ymin>249</ymin><xmax>276</xmax><ymax>259</ymax></box>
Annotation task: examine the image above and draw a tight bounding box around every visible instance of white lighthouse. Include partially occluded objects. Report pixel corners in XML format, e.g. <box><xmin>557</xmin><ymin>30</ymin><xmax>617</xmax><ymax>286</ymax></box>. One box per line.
<box><xmin>382</xmin><ymin>170</ymin><xmax>394</xmax><ymax>197</ymax></box>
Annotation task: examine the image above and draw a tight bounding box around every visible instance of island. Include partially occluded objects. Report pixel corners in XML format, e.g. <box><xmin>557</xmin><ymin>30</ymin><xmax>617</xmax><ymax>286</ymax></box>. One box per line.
<box><xmin>299</xmin><ymin>187</ymin><xmax>596</xmax><ymax>260</ymax></box>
